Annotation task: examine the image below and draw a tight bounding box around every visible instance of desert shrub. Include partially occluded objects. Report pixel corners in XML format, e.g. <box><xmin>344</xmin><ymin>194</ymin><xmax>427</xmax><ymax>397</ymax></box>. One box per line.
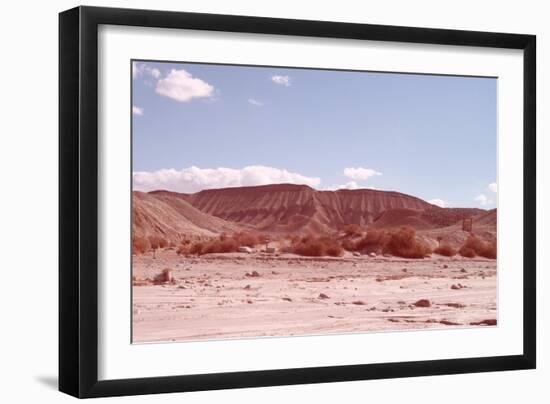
<box><xmin>132</xmin><ymin>236</ymin><xmax>150</xmax><ymax>255</ymax></box>
<box><xmin>232</xmin><ymin>231</ymin><xmax>267</xmax><ymax>247</ymax></box>
<box><xmin>351</xmin><ymin>229</ymin><xmax>391</xmax><ymax>253</ymax></box>
<box><xmin>459</xmin><ymin>246</ymin><xmax>476</xmax><ymax>258</ymax></box>
<box><xmin>148</xmin><ymin>235</ymin><xmax>168</xmax><ymax>249</ymax></box>
<box><xmin>341</xmin><ymin>238</ymin><xmax>358</xmax><ymax>251</ymax></box>
<box><xmin>459</xmin><ymin>235</ymin><xmax>497</xmax><ymax>259</ymax></box>
<box><xmin>385</xmin><ymin>226</ymin><xmax>432</xmax><ymax>259</ymax></box>
<box><xmin>287</xmin><ymin>235</ymin><xmax>344</xmax><ymax>257</ymax></box>
<box><xmin>480</xmin><ymin>240</ymin><xmax>497</xmax><ymax>259</ymax></box>
<box><xmin>202</xmin><ymin>238</ymin><xmax>240</xmax><ymax>254</ymax></box>
<box><xmin>343</xmin><ymin>224</ymin><xmax>363</xmax><ymax>237</ymax></box>
<box><xmin>434</xmin><ymin>244</ymin><xmax>457</xmax><ymax>257</ymax></box>
<box><xmin>325</xmin><ymin>241</ymin><xmax>344</xmax><ymax>257</ymax></box>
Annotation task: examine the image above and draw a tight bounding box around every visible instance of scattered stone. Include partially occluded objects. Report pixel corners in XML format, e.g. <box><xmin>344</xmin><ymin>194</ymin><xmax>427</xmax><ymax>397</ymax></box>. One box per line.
<box><xmin>318</xmin><ymin>293</ymin><xmax>330</xmax><ymax>299</ymax></box>
<box><xmin>282</xmin><ymin>297</ymin><xmax>292</xmax><ymax>302</ymax></box>
<box><xmin>470</xmin><ymin>319</ymin><xmax>497</xmax><ymax>326</ymax></box>
<box><xmin>368</xmin><ymin>306</ymin><xmax>377</xmax><ymax>311</ymax></box>
<box><xmin>451</xmin><ymin>284</ymin><xmax>460</xmax><ymax>290</ymax></box>
<box><xmin>352</xmin><ymin>300</ymin><xmax>367</xmax><ymax>305</ymax></box>
<box><xmin>153</xmin><ymin>268</ymin><xmax>175</xmax><ymax>284</ymax></box>
<box><xmin>271</xmin><ymin>270</ymin><xmax>278</xmax><ymax>275</ymax></box>
<box><xmin>440</xmin><ymin>320</ymin><xmax>461</xmax><ymax>326</ymax></box>
<box><xmin>243</xmin><ymin>284</ymin><xmax>251</xmax><ymax>290</ymax></box>
<box><xmin>413</xmin><ymin>299</ymin><xmax>431</xmax><ymax>308</ymax></box>
<box><xmin>443</xmin><ymin>264</ymin><xmax>449</xmax><ymax>269</ymax></box>
<box><xmin>245</xmin><ymin>271</ymin><xmax>260</xmax><ymax>278</ymax></box>
<box><xmin>460</xmin><ymin>268</ymin><xmax>467</xmax><ymax>273</ymax></box>
<box><xmin>402</xmin><ymin>268</ymin><xmax>408</xmax><ymax>273</ymax></box>
<box><xmin>387</xmin><ymin>318</ymin><xmax>400</xmax><ymax>322</ymax></box>
<box><xmin>443</xmin><ymin>302</ymin><xmax>466</xmax><ymax>309</ymax></box>
<box><xmin>247</xmin><ymin>299</ymin><xmax>253</xmax><ymax>304</ymax></box>
<box><xmin>353</xmin><ymin>252</ymin><xmax>361</xmax><ymax>257</ymax></box>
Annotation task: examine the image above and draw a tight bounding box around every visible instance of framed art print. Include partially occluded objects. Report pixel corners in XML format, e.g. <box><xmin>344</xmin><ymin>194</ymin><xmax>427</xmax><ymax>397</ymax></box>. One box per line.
<box><xmin>59</xmin><ymin>6</ymin><xmax>536</xmax><ymax>398</ymax></box>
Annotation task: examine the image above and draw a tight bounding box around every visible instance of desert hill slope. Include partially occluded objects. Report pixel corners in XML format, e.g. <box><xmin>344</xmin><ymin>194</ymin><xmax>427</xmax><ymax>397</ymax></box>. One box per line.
<box><xmin>134</xmin><ymin>185</ymin><xmax>496</xmax><ymax>244</ymax></box>
<box><xmin>132</xmin><ymin>191</ymin><xmax>242</xmax><ymax>241</ymax></box>
<box><xmin>183</xmin><ymin>184</ymin><xmax>432</xmax><ymax>234</ymax></box>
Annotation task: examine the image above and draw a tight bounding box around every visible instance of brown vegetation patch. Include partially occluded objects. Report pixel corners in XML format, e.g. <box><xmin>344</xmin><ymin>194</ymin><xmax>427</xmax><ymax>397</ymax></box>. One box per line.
<box><xmin>459</xmin><ymin>235</ymin><xmax>497</xmax><ymax>259</ymax></box>
<box><xmin>434</xmin><ymin>244</ymin><xmax>457</xmax><ymax>257</ymax></box>
<box><xmin>132</xmin><ymin>236</ymin><xmax>150</xmax><ymax>255</ymax></box>
<box><xmin>343</xmin><ymin>226</ymin><xmax>432</xmax><ymax>258</ymax></box>
<box><xmin>284</xmin><ymin>235</ymin><xmax>344</xmax><ymax>257</ymax></box>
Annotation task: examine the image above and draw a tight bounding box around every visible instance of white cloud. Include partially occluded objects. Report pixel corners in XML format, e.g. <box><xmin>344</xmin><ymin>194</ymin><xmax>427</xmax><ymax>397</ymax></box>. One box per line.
<box><xmin>133</xmin><ymin>62</ymin><xmax>161</xmax><ymax>80</ymax></box>
<box><xmin>132</xmin><ymin>62</ymin><xmax>145</xmax><ymax>79</ymax></box>
<box><xmin>475</xmin><ymin>194</ymin><xmax>493</xmax><ymax>206</ymax></box>
<box><xmin>149</xmin><ymin>67</ymin><xmax>161</xmax><ymax>79</ymax></box>
<box><xmin>332</xmin><ymin>181</ymin><xmax>359</xmax><ymax>190</ymax></box>
<box><xmin>155</xmin><ymin>69</ymin><xmax>214</xmax><ymax>102</ymax></box>
<box><xmin>133</xmin><ymin>165</ymin><xmax>321</xmax><ymax>193</ymax></box>
<box><xmin>343</xmin><ymin>167</ymin><xmax>382</xmax><ymax>181</ymax></box>
<box><xmin>248</xmin><ymin>98</ymin><xmax>264</xmax><ymax>106</ymax></box>
<box><xmin>488</xmin><ymin>182</ymin><xmax>497</xmax><ymax>193</ymax></box>
<box><xmin>271</xmin><ymin>75</ymin><xmax>291</xmax><ymax>86</ymax></box>
<box><xmin>428</xmin><ymin>198</ymin><xmax>448</xmax><ymax>208</ymax></box>
<box><xmin>132</xmin><ymin>106</ymin><xmax>143</xmax><ymax>116</ymax></box>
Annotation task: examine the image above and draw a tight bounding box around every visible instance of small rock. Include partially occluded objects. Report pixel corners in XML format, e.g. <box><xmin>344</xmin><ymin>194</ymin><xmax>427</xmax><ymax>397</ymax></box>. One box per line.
<box><xmin>460</xmin><ymin>268</ymin><xmax>467</xmax><ymax>273</ymax></box>
<box><xmin>246</xmin><ymin>299</ymin><xmax>253</xmax><ymax>304</ymax></box>
<box><xmin>246</xmin><ymin>271</ymin><xmax>260</xmax><ymax>277</ymax></box>
<box><xmin>440</xmin><ymin>320</ymin><xmax>461</xmax><ymax>326</ymax></box>
<box><xmin>353</xmin><ymin>252</ymin><xmax>361</xmax><ymax>257</ymax></box>
<box><xmin>413</xmin><ymin>299</ymin><xmax>431</xmax><ymax>308</ymax></box>
<box><xmin>443</xmin><ymin>264</ymin><xmax>449</xmax><ymax>269</ymax></box>
<box><xmin>451</xmin><ymin>284</ymin><xmax>461</xmax><ymax>290</ymax></box>
<box><xmin>352</xmin><ymin>300</ymin><xmax>367</xmax><ymax>305</ymax></box>
<box><xmin>238</xmin><ymin>246</ymin><xmax>253</xmax><ymax>253</ymax></box>
<box><xmin>470</xmin><ymin>319</ymin><xmax>497</xmax><ymax>326</ymax></box>
<box><xmin>243</xmin><ymin>284</ymin><xmax>251</xmax><ymax>290</ymax></box>
<box><xmin>318</xmin><ymin>293</ymin><xmax>330</xmax><ymax>299</ymax></box>
<box><xmin>282</xmin><ymin>297</ymin><xmax>292</xmax><ymax>302</ymax></box>
<box><xmin>402</xmin><ymin>268</ymin><xmax>408</xmax><ymax>273</ymax></box>
<box><xmin>369</xmin><ymin>252</ymin><xmax>377</xmax><ymax>257</ymax></box>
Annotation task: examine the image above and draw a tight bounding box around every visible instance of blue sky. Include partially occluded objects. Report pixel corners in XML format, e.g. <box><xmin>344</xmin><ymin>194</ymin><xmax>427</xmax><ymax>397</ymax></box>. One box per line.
<box><xmin>132</xmin><ymin>60</ymin><xmax>497</xmax><ymax>208</ymax></box>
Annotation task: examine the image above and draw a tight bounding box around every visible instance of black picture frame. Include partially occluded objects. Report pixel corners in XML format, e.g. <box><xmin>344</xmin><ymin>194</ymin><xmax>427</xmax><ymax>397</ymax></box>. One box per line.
<box><xmin>59</xmin><ymin>6</ymin><xmax>536</xmax><ymax>398</ymax></box>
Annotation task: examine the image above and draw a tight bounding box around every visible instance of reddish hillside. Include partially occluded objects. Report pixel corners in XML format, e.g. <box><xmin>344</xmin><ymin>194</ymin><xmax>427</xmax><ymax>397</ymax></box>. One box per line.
<box><xmin>184</xmin><ymin>184</ymin><xmax>432</xmax><ymax>234</ymax></box>
<box><xmin>132</xmin><ymin>191</ymin><xmax>242</xmax><ymax>242</ymax></box>
<box><xmin>134</xmin><ymin>185</ymin><xmax>497</xmax><ymax>241</ymax></box>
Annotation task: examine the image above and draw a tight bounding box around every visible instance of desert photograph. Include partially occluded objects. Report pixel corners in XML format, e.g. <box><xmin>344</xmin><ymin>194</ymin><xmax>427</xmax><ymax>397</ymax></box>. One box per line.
<box><xmin>131</xmin><ymin>61</ymin><xmax>497</xmax><ymax>343</ymax></box>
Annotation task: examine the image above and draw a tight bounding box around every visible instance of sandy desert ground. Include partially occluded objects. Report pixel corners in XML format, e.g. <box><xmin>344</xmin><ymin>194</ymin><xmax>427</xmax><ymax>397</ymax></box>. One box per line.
<box><xmin>132</xmin><ymin>249</ymin><xmax>497</xmax><ymax>343</ymax></box>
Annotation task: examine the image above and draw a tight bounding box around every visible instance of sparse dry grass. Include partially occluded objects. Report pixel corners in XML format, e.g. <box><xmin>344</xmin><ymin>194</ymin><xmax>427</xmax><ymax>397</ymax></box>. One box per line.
<box><xmin>385</xmin><ymin>226</ymin><xmax>432</xmax><ymax>259</ymax></box>
<box><xmin>175</xmin><ymin>231</ymin><xmax>268</xmax><ymax>256</ymax></box>
<box><xmin>148</xmin><ymin>235</ymin><xmax>168</xmax><ymax>250</ymax></box>
<box><xmin>459</xmin><ymin>235</ymin><xmax>496</xmax><ymax>259</ymax></box>
<box><xmin>342</xmin><ymin>224</ymin><xmax>363</xmax><ymax>237</ymax></box>
<box><xmin>285</xmin><ymin>235</ymin><xmax>344</xmax><ymax>257</ymax></box>
<box><xmin>132</xmin><ymin>236</ymin><xmax>150</xmax><ymax>255</ymax></box>
<box><xmin>434</xmin><ymin>244</ymin><xmax>457</xmax><ymax>257</ymax></box>
<box><xmin>341</xmin><ymin>226</ymin><xmax>431</xmax><ymax>258</ymax></box>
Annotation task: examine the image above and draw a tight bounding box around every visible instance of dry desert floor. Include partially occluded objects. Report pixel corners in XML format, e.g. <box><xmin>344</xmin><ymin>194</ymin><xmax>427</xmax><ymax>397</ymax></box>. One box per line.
<box><xmin>132</xmin><ymin>250</ymin><xmax>497</xmax><ymax>343</ymax></box>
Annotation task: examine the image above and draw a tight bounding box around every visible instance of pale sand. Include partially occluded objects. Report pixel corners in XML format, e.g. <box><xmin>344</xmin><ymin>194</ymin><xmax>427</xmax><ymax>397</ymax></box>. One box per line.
<box><xmin>132</xmin><ymin>250</ymin><xmax>497</xmax><ymax>343</ymax></box>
